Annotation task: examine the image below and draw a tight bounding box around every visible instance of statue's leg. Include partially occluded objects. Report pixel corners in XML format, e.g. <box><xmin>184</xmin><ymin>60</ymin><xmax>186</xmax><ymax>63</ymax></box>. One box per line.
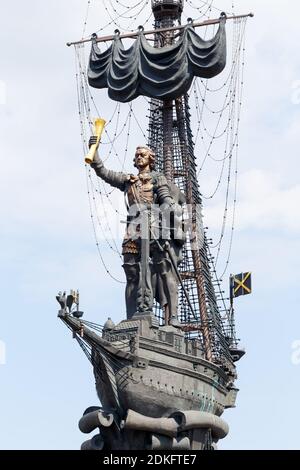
<box><xmin>167</xmin><ymin>243</ymin><xmax>183</xmax><ymax>326</ymax></box>
<box><xmin>122</xmin><ymin>253</ymin><xmax>140</xmax><ymax>320</ymax></box>
<box><xmin>163</xmin><ymin>258</ymin><xmax>179</xmax><ymax>324</ymax></box>
<box><xmin>136</xmin><ymin>255</ymin><xmax>154</xmax><ymax>315</ymax></box>
<box><xmin>152</xmin><ymin>247</ymin><xmax>179</xmax><ymax>325</ymax></box>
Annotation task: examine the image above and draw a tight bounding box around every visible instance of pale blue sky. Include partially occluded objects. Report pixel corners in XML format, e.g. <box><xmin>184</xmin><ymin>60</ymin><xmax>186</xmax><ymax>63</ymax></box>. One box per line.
<box><xmin>0</xmin><ymin>0</ymin><xmax>300</xmax><ymax>450</ymax></box>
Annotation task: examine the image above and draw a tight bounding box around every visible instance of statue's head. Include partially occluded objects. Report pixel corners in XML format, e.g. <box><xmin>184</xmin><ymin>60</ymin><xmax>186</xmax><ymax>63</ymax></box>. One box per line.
<box><xmin>134</xmin><ymin>146</ymin><xmax>156</xmax><ymax>171</ymax></box>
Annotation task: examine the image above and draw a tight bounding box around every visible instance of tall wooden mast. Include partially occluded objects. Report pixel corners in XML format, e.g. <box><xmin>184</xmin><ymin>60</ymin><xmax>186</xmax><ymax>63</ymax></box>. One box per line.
<box><xmin>149</xmin><ymin>0</ymin><xmax>230</xmax><ymax>365</ymax></box>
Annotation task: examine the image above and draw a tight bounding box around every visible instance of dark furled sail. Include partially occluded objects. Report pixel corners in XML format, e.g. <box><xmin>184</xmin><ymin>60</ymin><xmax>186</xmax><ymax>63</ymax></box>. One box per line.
<box><xmin>88</xmin><ymin>18</ymin><xmax>226</xmax><ymax>102</ymax></box>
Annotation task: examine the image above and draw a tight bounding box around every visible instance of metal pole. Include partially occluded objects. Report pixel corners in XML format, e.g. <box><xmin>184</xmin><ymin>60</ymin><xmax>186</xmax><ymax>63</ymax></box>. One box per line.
<box><xmin>175</xmin><ymin>97</ymin><xmax>213</xmax><ymax>362</ymax></box>
<box><xmin>163</xmin><ymin>242</ymin><xmax>197</xmax><ymax>321</ymax></box>
<box><xmin>162</xmin><ymin>100</ymin><xmax>174</xmax><ymax>184</ymax></box>
<box><xmin>140</xmin><ymin>209</ymin><xmax>151</xmax><ymax>314</ymax></box>
<box><xmin>66</xmin><ymin>12</ymin><xmax>254</xmax><ymax>47</ymax></box>
<box><xmin>158</xmin><ymin>14</ymin><xmax>175</xmax><ymax>185</ymax></box>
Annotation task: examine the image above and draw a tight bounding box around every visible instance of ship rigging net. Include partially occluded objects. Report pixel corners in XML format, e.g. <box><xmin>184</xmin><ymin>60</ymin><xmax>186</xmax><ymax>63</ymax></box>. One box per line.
<box><xmin>73</xmin><ymin>0</ymin><xmax>248</xmax><ymax>365</ymax></box>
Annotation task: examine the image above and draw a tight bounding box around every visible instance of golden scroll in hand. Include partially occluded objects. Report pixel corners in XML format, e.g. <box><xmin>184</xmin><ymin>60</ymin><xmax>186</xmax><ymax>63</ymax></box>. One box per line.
<box><xmin>85</xmin><ymin>118</ymin><xmax>106</xmax><ymax>164</ymax></box>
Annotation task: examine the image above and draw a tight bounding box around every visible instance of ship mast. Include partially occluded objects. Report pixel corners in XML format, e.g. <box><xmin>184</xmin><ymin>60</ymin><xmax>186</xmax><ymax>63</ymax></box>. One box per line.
<box><xmin>69</xmin><ymin>0</ymin><xmax>244</xmax><ymax>368</ymax></box>
<box><xmin>149</xmin><ymin>0</ymin><xmax>226</xmax><ymax>363</ymax></box>
<box><xmin>151</xmin><ymin>0</ymin><xmax>183</xmax><ymax>183</ymax></box>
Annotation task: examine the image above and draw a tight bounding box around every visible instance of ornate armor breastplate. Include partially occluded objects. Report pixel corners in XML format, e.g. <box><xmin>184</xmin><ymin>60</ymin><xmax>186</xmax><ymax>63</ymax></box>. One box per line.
<box><xmin>123</xmin><ymin>173</ymin><xmax>154</xmax><ymax>254</ymax></box>
<box><xmin>127</xmin><ymin>173</ymin><xmax>154</xmax><ymax>206</ymax></box>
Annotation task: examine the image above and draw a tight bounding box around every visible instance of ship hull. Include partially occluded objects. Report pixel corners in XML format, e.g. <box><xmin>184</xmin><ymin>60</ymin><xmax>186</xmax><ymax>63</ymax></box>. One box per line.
<box><xmin>93</xmin><ymin>317</ymin><xmax>237</xmax><ymax>419</ymax></box>
<box><xmin>61</xmin><ymin>314</ymin><xmax>236</xmax><ymax>449</ymax></box>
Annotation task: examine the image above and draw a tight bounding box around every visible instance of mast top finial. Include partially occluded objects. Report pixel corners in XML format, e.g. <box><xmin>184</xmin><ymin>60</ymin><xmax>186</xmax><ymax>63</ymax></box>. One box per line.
<box><xmin>151</xmin><ymin>0</ymin><xmax>184</xmax><ymax>19</ymax></box>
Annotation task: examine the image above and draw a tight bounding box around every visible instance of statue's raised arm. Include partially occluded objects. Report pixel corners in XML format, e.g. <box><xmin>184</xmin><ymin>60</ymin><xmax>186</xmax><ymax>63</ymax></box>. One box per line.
<box><xmin>88</xmin><ymin>136</ymin><xmax>129</xmax><ymax>191</ymax></box>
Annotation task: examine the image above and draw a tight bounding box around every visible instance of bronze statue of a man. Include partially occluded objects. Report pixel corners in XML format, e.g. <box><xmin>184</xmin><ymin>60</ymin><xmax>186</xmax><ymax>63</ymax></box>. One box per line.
<box><xmin>89</xmin><ymin>138</ymin><xmax>185</xmax><ymax>326</ymax></box>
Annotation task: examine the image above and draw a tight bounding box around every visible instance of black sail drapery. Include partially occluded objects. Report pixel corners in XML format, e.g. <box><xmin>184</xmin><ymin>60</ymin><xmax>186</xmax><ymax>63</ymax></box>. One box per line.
<box><xmin>88</xmin><ymin>17</ymin><xmax>227</xmax><ymax>102</ymax></box>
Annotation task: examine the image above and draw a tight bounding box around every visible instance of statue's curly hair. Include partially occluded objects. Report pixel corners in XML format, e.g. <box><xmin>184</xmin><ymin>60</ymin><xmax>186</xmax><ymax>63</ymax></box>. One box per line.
<box><xmin>133</xmin><ymin>146</ymin><xmax>156</xmax><ymax>170</ymax></box>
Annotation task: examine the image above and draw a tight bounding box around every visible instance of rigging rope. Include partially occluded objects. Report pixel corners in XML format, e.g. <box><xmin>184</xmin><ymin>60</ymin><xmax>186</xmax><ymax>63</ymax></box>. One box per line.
<box><xmin>184</xmin><ymin>0</ymin><xmax>214</xmax><ymax>21</ymax></box>
<box><xmin>187</xmin><ymin>0</ymin><xmax>234</xmax><ymax>17</ymax></box>
<box><xmin>103</xmin><ymin>0</ymin><xmax>151</xmax><ymax>33</ymax></box>
<box><xmin>182</xmin><ymin>14</ymin><xmax>247</xmax><ymax>315</ymax></box>
<box><xmin>217</xmin><ymin>20</ymin><xmax>245</xmax><ymax>279</ymax></box>
<box><xmin>210</xmin><ymin>18</ymin><xmax>245</xmax><ymax>265</ymax></box>
<box><xmin>75</xmin><ymin>43</ymin><xmax>127</xmax><ymax>283</ymax></box>
<box><xmin>80</xmin><ymin>0</ymin><xmax>149</xmax><ymax>41</ymax></box>
<box><xmin>86</xmin><ymin>166</ymin><xmax>126</xmax><ymax>284</ymax></box>
<box><xmin>82</xmin><ymin>0</ymin><xmax>92</xmax><ymax>39</ymax></box>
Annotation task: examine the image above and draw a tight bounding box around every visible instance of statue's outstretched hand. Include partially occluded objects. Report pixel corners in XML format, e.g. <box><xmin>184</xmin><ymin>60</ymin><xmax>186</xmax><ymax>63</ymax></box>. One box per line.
<box><xmin>88</xmin><ymin>136</ymin><xmax>98</xmax><ymax>148</ymax></box>
<box><xmin>88</xmin><ymin>136</ymin><xmax>101</xmax><ymax>166</ymax></box>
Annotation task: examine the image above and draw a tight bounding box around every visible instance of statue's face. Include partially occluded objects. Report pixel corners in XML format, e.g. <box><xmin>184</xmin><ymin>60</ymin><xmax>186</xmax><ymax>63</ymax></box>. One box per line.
<box><xmin>134</xmin><ymin>147</ymin><xmax>151</xmax><ymax>169</ymax></box>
